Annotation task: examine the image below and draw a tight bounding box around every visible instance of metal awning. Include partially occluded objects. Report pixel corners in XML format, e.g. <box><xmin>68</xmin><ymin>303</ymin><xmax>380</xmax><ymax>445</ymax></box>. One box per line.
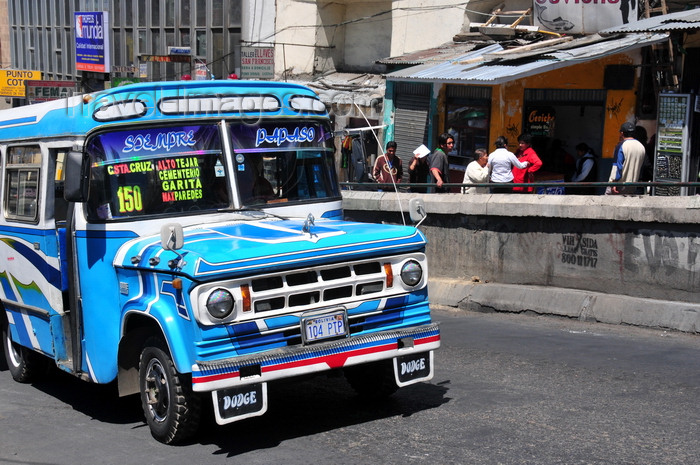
<box><xmin>386</xmin><ymin>33</ymin><xmax>668</xmax><ymax>85</ymax></box>
<box><xmin>601</xmin><ymin>9</ymin><xmax>700</xmax><ymax>34</ymax></box>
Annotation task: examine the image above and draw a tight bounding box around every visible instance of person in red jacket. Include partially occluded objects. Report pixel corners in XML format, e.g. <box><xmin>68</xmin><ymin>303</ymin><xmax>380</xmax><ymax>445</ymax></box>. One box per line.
<box><xmin>512</xmin><ymin>133</ymin><xmax>543</xmax><ymax>193</ymax></box>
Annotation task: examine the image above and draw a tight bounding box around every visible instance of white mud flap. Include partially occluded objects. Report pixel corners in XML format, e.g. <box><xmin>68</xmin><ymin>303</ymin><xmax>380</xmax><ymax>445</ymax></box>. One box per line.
<box><xmin>393</xmin><ymin>351</ymin><xmax>434</xmax><ymax>387</ymax></box>
<box><xmin>212</xmin><ymin>382</ymin><xmax>268</xmax><ymax>425</ymax></box>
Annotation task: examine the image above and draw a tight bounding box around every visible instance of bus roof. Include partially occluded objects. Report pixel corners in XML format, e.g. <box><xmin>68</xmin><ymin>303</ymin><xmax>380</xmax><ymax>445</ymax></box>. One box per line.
<box><xmin>0</xmin><ymin>80</ymin><xmax>328</xmax><ymax>143</ymax></box>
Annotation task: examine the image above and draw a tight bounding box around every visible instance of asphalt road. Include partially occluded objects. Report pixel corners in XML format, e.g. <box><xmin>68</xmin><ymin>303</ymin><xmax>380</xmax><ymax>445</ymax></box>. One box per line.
<box><xmin>1</xmin><ymin>309</ymin><xmax>699</xmax><ymax>465</ymax></box>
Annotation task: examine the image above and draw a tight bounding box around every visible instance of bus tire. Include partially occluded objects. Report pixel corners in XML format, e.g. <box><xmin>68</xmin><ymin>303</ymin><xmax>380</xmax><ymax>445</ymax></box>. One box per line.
<box><xmin>2</xmin><ymin>318</ymin><xmax>48</xmax><ymax>383</ymax></box>
<box><xmin>343</xmin><ymin>359</ymin><xmax>398</xmax><ymax>399</ymax></box>
<box><xmin>138</xmin><ymin>337</ymin><xmax>201</xmax><ymax>444</ymax></box>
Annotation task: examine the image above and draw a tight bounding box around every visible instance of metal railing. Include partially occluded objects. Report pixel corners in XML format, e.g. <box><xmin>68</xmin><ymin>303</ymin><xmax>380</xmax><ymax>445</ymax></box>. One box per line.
<box><xmin>340</xmin><ymin>181</ymin><xmax>700</xmax><ymax>194</ymax></box>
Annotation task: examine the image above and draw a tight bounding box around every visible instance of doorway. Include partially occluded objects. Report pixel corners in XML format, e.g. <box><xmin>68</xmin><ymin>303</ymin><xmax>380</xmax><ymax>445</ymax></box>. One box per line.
<box><xmin>524</xmin><ymin>89</ymin><xmax>608</xmax><ymax>190</ymax></box>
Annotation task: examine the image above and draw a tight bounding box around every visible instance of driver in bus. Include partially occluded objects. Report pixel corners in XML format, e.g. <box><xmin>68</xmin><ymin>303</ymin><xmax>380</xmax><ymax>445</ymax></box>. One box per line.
<box><xmin>251</xmin><ymin>158</ymin><xmax>275</xmax><ymax>202</ymax></box>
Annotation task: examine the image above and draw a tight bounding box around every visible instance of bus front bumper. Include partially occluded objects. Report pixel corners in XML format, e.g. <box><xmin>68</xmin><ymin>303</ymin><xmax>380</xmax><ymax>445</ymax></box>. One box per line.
<box><xmin>191</xmin><ymin>323</ymin><xmax>440</xmax><ymax>392</ymax></box>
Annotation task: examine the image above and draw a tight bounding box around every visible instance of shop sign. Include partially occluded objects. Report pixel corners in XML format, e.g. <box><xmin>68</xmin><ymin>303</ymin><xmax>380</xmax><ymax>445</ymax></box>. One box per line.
<box><xmin>533</xmin><ymin>0</ymin><xmax>638</xmax><ymax>35</ymax></box>
<box><xmin>0</xmin><ymin>70</ymin><xmax>41</xmax><ymax>97</ymax></box>
<box><xmin>168</xmin><ymin>46</ymin><xmax>192</xmax><ymax>56</ymax></box>
<box><xmin>241</xmin><ymin>47</ymin><xmax>275</xmax><ymax>80</ymax></box>
<box><xmin>75</xmin><ymin>11</ymin><xmax>111</xmax><ymax>73</ymax></box>
<box><xmin>26</xmin><ymin>80</ymin><xmax>80</xmax><ymax>103</ymax></box>
<box><xmin>139</xmin><ymin>55</ymin><xmax>191</xmax><ymax>63</ymax></box>
<box><xmin>524</xmin><ymin>106</ymin><xmax>556</xmax><ymax>137</ymax></box>
<box><xmin>112</xmin><ymin>65</ymin><xmax>139</xmax><ymax>74</ymax></box>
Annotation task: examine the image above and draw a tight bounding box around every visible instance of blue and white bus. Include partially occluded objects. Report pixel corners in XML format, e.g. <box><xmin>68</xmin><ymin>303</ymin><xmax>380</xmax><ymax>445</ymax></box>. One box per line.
<box><xmin>0</xmin><ymin>80</ymin><xmax>439</xmax><ymax>443</ymax></box>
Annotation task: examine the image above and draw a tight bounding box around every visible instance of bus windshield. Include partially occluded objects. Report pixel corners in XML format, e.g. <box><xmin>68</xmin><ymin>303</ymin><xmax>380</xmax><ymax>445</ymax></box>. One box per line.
<box><xmin>84</xmin><ymin>120</ymin><xmax>339</xmax><ymax>221</ymax></box>
<box><xmin>227</xmin><ymin>121</ymin><xmax>340</xmax><ymax>207</ymax></box>
<box><xmin>86</xmin><ymin>124</ymin><xmax>229</xmax><ymax>221</ymax></box>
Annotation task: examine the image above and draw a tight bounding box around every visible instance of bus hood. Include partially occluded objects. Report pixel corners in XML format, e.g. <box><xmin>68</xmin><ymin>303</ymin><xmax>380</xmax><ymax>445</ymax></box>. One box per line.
<box><xmin>115</xmin><ymin>219</ymin><xmax>427</xmax><ymax>280</ymax></box>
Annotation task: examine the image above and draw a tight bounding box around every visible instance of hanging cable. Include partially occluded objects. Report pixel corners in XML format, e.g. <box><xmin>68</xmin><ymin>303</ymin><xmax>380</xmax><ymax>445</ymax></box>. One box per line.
<box><xmin>353</xmin><ymin>101</ymin><xmax>406</xmax><ymax>226</ymax></box>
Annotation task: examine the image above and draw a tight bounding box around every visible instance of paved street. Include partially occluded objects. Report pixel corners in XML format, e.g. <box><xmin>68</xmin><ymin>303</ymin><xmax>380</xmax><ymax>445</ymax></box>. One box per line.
<box><xmin>1</xmin><ymin>309</ymin><xmax>699</xmax><ymax>465</ymax></box>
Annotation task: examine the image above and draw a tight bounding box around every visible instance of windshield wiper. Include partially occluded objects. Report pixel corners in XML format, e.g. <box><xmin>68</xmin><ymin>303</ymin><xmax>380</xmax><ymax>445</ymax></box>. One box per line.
<box><xmin>235</xmin><ymin>206</ymin><xmax>290</xmax><ymax>221</ymax></box>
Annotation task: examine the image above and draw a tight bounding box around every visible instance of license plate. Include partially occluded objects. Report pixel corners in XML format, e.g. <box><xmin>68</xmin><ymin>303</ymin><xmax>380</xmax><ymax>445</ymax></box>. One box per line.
<box><xmin>301</xmin><ymin>309</ymin><xmax>347</xmax><ymax>343</ymax></box>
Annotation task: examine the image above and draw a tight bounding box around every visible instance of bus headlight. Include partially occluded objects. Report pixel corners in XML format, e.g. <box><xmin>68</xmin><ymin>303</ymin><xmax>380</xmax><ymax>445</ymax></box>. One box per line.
<box><xmin>400</xmin><ymin>260</ymin><xmax>423</xmax><ymax>287</ymax></box>
<box><xmin>206</xmin><ymin>289</ymin><xmax>235</xmax><ymax>319</ymax></box>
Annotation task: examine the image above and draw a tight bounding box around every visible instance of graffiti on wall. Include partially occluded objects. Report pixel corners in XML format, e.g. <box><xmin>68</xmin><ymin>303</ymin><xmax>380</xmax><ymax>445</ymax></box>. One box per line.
<box><xmin>624</xmin><ymin>231</ymin><xmax>700</xmax><ymax>276</ymax></box>
<box><xmin>533</xmin><ymin>1</ymin><xmax>639</xmax><ymax>35</ymax></box>
<box><xmin>606</xmin><ymin>98</ymin><xmax>623</xmax><ymax>118</ymax></box>
<box><xmin>506</xmin><ymin>119</ymin><xmax>520</xmax><ymax>140</ymax></box>
<box><xmin>561</xmin><ymin>233</ymin><xmax>598</xmax><ymax>268</ymax></box>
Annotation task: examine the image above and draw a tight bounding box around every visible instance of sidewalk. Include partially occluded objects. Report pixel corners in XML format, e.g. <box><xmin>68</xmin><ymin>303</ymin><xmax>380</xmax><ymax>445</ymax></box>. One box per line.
<box><xmin>429</xmin><ymin>278</ymin><xmax>700</xmax><ymax>334</ymax></box>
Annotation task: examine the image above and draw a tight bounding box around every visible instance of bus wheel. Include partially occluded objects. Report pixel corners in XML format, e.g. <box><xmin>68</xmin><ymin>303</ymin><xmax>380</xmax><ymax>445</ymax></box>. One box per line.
<box><xmin>343</xmin><ymin>359</ymin><xmax>398</xmax><ymax>399</ymax></box>
<box><xmin>2</xmin><ymin>319</ymin><xmax>48</xmax><ymax>383</ymax></box>
<box><xmin>138</xmin><ymin>337</ymin><xmax>201</xmax><ymax>444</ymax></box>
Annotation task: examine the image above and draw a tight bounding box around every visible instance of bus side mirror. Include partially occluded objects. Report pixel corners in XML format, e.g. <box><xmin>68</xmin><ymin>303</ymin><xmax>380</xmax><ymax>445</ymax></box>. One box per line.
<box><xmin>64</xmin><ymin>151</ymin><xmax>89</xmax><ymax>202</ymax></box>
<box><xmin>409</xmin><ymin>198</ymin><xmax>427</xmax><ymax>225</ymax></box>
<box><xmin>161</xmin><ymin>223</ymin><xmax>184</xmax><ymax>251</ymax></box>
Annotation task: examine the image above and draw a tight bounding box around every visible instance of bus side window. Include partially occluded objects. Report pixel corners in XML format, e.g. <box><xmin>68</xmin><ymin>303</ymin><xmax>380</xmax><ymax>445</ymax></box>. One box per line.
<box><xmin>4</xmin><ymin>146</ymin><xmax>41</xmax><ymax>222</ymax></box>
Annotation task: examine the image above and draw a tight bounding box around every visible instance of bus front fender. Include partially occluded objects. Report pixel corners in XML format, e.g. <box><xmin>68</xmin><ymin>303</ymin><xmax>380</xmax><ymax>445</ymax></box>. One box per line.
<box><xmin>118</xmin><ymin>305</ymin><xmax>196</xmax><ymax>396</ymax></box>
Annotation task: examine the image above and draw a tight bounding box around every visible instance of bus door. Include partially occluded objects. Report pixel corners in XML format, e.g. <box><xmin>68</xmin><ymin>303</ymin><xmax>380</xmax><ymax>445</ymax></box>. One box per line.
<box><xmin>0</xmin><ymin>145</ymin><xmax>68</xmax><ymax>363</ymax></box>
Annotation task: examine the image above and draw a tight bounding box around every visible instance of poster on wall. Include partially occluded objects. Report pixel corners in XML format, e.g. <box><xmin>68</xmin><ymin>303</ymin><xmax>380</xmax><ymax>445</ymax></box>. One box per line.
<box><xmin>241</xmin><ymin>47</ymin><xmax>275</xmax><ymax>80</ymax></box>
<box><xmin>194</xmin><ymin>60</ymin><xmax>209</xmax><ymax>80</ymax></box>
<box><xmin>75</xmin><ymin>11</ymin><xmax>111</xmax><ymax>73</ymax></box>
<box><xmin>533</xmin><ymin>0</ymin><xmax>638</xmax><ymax>35</ymax></box>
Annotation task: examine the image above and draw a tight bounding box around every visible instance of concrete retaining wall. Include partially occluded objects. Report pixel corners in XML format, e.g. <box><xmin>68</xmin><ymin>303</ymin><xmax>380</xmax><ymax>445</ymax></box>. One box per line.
<box><xmin>342</xmin><ymin>191</ymin><xmax>700</xmax><ymax>333</ymax></box>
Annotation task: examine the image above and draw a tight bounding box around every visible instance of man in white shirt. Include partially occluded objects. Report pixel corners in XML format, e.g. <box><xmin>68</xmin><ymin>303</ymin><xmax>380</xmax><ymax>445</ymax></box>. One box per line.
<box><xmin>487</xmin><ymin>136</ymin><xmax>528</xmax><ymax>193</ymax></box>
<box><xmin>462</xmin><ymin>148</ymin><xmax>489</xmax><ymax>194</ymax></box>
<box><xmin>608</xmin><ymin>122</ymin><xmax>646</xmax><ymax>195</ymax></box>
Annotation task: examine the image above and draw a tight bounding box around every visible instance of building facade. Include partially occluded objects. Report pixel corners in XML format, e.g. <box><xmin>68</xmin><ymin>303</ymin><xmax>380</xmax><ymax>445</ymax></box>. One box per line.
<box><xmin>6</xmin><ymin>0</ymin><xmax>471</xmax><ymax>90</ymax></box>
<box><xmin>7</xmin><ymin>0</ymin><xmax>241</xmax><ymax>90</ymax></box>
<box><xmin>381</xmin><ymin>5</ymin><xmax>700</xmax><ymax>193</ymax></box>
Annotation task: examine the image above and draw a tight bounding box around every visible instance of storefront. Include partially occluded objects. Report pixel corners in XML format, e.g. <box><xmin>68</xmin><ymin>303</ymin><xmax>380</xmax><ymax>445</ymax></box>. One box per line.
<box><xmin>384</xmin><ymin>33</ymin><xmax>668</xmax><ymax>191</ymax></box>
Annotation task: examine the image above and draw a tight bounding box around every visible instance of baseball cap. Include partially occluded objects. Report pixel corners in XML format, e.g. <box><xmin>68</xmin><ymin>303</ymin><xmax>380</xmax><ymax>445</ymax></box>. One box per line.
<box><xmin>620</xmin><ymin>122</ymin><xmax>636</xmax><ymax>133</ymax></box>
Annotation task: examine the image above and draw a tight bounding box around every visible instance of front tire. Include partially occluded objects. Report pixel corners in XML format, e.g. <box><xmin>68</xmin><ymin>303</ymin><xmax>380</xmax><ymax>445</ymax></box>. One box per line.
<box><xmin>2</xmin><ymin>318</ymin><xmax>48</xmax><ymax>383</ymax></box>
<box><xmin>139</xmin><ymin>337</ymin><xmax>201</xmax><ymax>444</ymax></box>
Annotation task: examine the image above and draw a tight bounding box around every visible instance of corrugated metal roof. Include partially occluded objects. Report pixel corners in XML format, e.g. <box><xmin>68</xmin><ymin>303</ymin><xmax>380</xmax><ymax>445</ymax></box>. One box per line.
<box><xmin>601</xmin><ymin>8</ymin><xmax>700</xmax><ymax>34</ymax></box>
<box><xmin>386</xmin><ymin>44</ymin><xmax>504</xmax><ymax>80</ymax></box>
<box><xmin>377</xmin><ymin>43</ymin><xmax>484</xmax><ymax>65</ymax></box>
<box><xmin>386</xmin><ymin>33</ymin><xmax>668</xmax><ymax>85</ymax></box>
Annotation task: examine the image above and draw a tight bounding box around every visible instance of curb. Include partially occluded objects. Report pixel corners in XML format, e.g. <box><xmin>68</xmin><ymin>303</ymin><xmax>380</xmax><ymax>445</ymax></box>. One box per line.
<box><xmin>428</xmin><ymin>278</ymin><xmax>700</xmax><ymax>334</ymax></box>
